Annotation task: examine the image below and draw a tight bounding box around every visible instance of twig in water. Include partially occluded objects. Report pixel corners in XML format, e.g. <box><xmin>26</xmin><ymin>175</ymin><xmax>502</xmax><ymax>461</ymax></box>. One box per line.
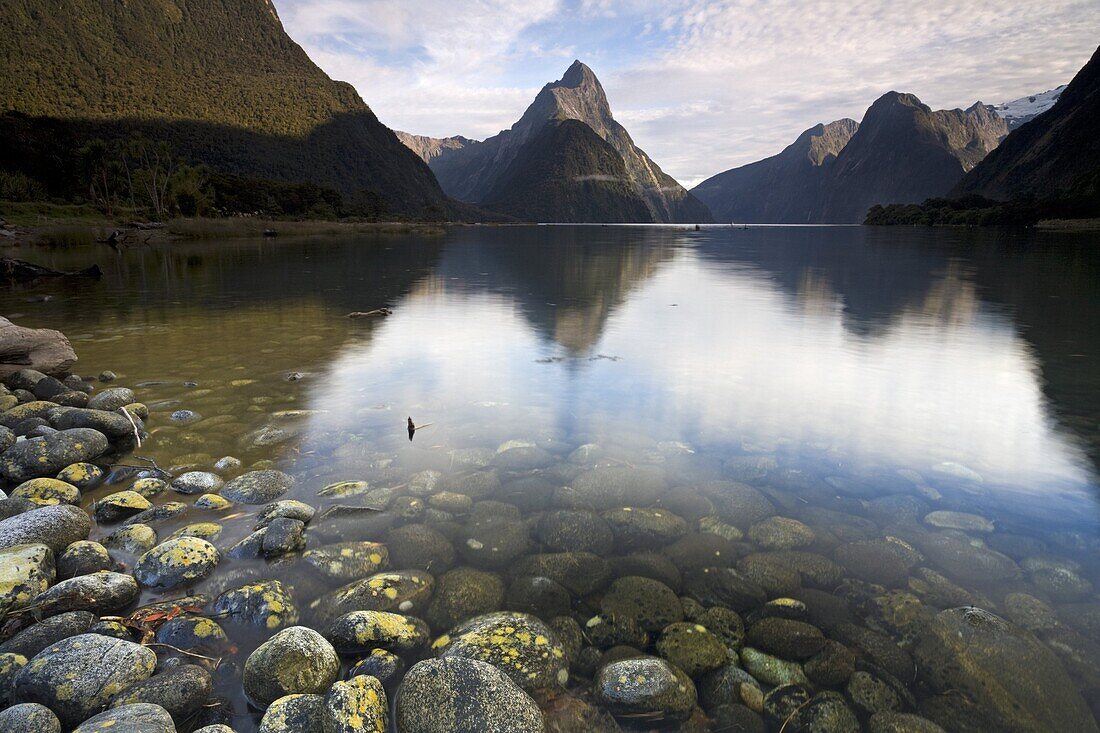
<box><xmin>118</xmin><ymin>407</ymin><xmax>142</xmax><ymax>448</ymax></box>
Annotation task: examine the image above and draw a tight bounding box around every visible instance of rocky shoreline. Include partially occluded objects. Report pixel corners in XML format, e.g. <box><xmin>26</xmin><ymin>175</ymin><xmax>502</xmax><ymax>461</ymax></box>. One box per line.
<box><xmin>0</xmin><ymin>363</ymin><xmax>1097</xmax><ymax>733</ymax></box>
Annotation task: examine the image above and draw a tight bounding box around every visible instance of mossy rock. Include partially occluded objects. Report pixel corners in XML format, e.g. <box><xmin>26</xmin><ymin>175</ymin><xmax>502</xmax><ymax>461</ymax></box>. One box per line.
<box><xmin>326</xmin><ymin>610</ymin><xmax>430</xmax><ymax>654</ymax></box>
<box><xmin>243</xmin><ymin>626</ymin><xmax>340</xmax><ymax>707</ymax></box>
<box><xmin>396</xmin><ymin>657</ymin><xmax>544</xmax><ymax>733</ymax></box>
<box><xmin>0</xmin><ymin>702</ymin><xmax>62</xmax><ymax>733</ymax></box>
<box><xmin>30</xmin><ymin>570</ymin><xmax>138</xmax><ymax>615</ymax></box>
<box><xmin>655</xmin><ymin>622</ymin><xmax>728</xmax><ymax>678</ymax></box>
<box><xmin>302</xmin><ymin>541</ymin><xmax>388</xmax><ymax>581</ymax></box>
<box><xmin>220</xmin><ymin>469</ymin><xmax>294</xmax><ymax>504</ymax></box>
<box><xmin>600</xmin><ymin>576</ymin><xmax>683</xmax><ymax>632</ymax></box>
<box><xmin>11</xmin><ymin>633</ymin><xmax>156</xmax><ymax>727</ymax></box>
<box><xmin>74</xmin><ymin>703</ymin><xmax>175</xmax><ymax>732</ymax></box>
<box><xmin>259</xmin><ymin>693</ymin><xmax>325</xmax><ymax>732</ymax></box>
<box><xmin>135</xmin><ymin>536</ymin><xmax>220</xmax><ymax>589</ymax></box>
<box><xmin>322</xmin><ymin>675</ymin><xmax>387</xmax><ymax>733</ymax></box>
<box><xmin>56</xmin><ymin>462</ymin><xmax>105</xmax><ymax>490</ymax></box>
<box><xmin>309</xmin><ymin>570</ymin><xmax>434</xmax><ymax>625</ymax></box>
<box><xmin>431</xmin><ymin>611</ymin><xmax>567</xmax><ymax>691</ymax></box>
<box><xmin>0</xmin><ymin>543</ymin><xmax>54</xmax><ymax>615</ymax></box>
<box><xmin>213</xmin><ymin>580</ymin><xmax>300</xmax><ymax>631</ymax></box>
<box><xmin>94</xmin><ymin>490</ymin><xmax>151</xmax><ymax>522</ymax></box>
<box><xmin>104</xmin><ymin>524</ymin><xmax>158</xmax><ymax>554</ymax></box>
<box><xmin>10</xmin><ymin>478</ymin><xmax>81</xmax><ymax>506</ymax></box>
<box><xmin>57</xmin><ymin>540</ymin><xmax>110</xmax><ymax>579</ymax></box>
<box><xmin>425</xmin><ymin>566</ymin><xmax>505</xmax><ymax>630</ymax></box>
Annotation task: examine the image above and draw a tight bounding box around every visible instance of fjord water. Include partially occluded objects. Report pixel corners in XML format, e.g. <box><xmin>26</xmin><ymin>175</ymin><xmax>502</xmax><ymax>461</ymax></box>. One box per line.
<box><xmin>2</xmin><ymin>225</ymin><xmax>1098</xmax><ymax>729</ymax></box>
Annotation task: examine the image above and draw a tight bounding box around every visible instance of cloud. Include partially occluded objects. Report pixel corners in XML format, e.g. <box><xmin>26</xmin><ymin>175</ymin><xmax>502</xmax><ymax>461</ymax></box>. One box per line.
<box><xmin>273</xmin><ymin>0</ymin><xmax>1100</xmax><ymax>185</ymax></box>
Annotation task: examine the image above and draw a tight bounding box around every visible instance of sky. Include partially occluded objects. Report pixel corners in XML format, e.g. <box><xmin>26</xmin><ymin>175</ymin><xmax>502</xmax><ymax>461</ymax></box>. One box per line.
<box><xmin>273</xmin><ymin>0</ymin><xmax>1100</xmax><ymax>187</ymax></box>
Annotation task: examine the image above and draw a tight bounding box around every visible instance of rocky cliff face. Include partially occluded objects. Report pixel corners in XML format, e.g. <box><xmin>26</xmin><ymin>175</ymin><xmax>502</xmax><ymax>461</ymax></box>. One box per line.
<box><xmin>694</xmin><ymin>91</ymin><xmax>1008</xmax><ymax>223</ymax></box>
<box><xmin>954</xmin><ymin>45</ymin><xmax>1100</xmax><ymax>201</ymax></box>
<box><xmin>692</xmin><ymin>119</ymin><xmax>858</xmax><ymax>223</ymax></box>
<box><xmin>413</xmin><ymin>61</ymin><xmax>710</xmax><ymax>223</ymax></box>
<box><xmin>395</xmin><ymin>132</ymin><xmax>474</xmax><ymax>164</ymax></box>
<box><xmin>0</xmin><ymin>0</ymin><xmax>454</xmax><ymax>218</ymax></box>
<box><xmin>821</xmin><ymin>92</ymin><xmax>1008</xmax><ymax>222</ymax></box>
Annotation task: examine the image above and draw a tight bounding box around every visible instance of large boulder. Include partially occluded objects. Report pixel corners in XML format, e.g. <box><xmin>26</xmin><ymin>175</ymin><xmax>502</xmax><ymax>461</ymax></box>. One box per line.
<box><xmin>243</xmin><ymin>626</ymin><xmax>340</xmax><ymax>707</ymax></box>
<box><xmin>0</xmin><ymin>429</ymin><xmax>110</xmax><ymax>483</ymax></box>
<box><xmin>431</xmin><ymin>611</ymin><xmax>567</xmax><ymax>691</ymax></box>
<box><xmin>0</xmin><ymin>319</ymin><xmax>76</xmax><ymax>378</ymax></box>
<box><xmin>0</xmin><ymin>504</ymin><xmax>90</xmax><ymax>553</ymax></box>
<box><xmin>396</xmin><ymin>657</ymin><xmax>544</xmax><ymax>733</ymax></box>
<box><xmin>912</xmin><ymin>607</ymin><xmax>1098</xmax><ymax>732</ymax></box>
<box><xmin>12</xmin><ymin>633</ymin><xmax>157</xmax><ymax>727</ymax></box>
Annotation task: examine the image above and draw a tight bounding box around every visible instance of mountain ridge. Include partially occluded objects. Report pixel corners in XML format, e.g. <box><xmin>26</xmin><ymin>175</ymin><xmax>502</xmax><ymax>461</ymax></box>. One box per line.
<box><xmin>692</xmin><ymin>90</ymin><xmax>1007</xmax><ymax>223</ymax></box>
<box><xmin>0</xmin><ymin>0</ymin><xmax>455</xmax><ymax>218</ymax></box>
<box><xmin>400</xmin><ymin>60</ymin><xmax>711</xmax><ymax>223</ymax></box>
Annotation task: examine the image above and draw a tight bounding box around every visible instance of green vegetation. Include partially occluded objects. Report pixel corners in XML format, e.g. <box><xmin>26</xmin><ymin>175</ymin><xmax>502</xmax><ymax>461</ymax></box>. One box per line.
<box><xmin>484</xmin><ymin>120</ymin><xmax>653</xmax><ymax>222</ymax></box>
<box><xmin>0</xmin><ymin>0</ymin><xmax>453</xmax><ymax>219</ymax></box>
<box><xmin>865</xmin><ymin>171</ymin><xmax>1100</xmax><ymax>226</ymax></box>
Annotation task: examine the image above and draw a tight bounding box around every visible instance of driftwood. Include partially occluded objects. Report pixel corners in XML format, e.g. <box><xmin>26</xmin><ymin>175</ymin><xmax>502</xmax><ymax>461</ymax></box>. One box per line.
<box><xmin>347</xmin><ymin>308</ymin><xmax>392</xmax><ymax>318</ymax></box>
<box><xmin>0</xmin><ymin>258</ymin><xmax>102</xmax><ymax>283</ymax></box>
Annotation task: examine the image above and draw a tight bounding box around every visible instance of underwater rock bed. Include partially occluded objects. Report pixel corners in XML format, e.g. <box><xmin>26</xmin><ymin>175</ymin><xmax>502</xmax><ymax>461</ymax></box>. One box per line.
<box><xmin>0</xmin><ymin>366</ymin><xmax>1097</xmax><ymax>732</ymax></box>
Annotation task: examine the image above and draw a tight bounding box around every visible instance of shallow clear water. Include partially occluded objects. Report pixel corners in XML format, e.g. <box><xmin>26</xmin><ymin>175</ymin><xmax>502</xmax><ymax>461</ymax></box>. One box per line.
<box><xmin>2</xmin><ymin>225</ymin><xmax>1098</xmax><ymax>730</ymax></box>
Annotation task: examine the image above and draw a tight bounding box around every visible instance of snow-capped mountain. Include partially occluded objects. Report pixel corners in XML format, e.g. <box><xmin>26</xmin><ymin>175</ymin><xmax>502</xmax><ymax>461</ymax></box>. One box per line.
<box><xmin>994</xmin><ymin>85</ymin><xmax>1067</xmax><ymax>129</ymax></box>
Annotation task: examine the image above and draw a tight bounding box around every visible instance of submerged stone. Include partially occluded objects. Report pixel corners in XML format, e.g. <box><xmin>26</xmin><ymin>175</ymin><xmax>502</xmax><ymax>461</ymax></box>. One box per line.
<box><xmin>220</xmin><ymin>469</ymin><xmax>294</xmax><ymax>504</ymax></box>
<box><xmin>310</xmin><ymin>570</ymin><xmax>435</xmax><ymax>624</ymax></box>
<box><xmin>912</xmin><ymin>606</ymin><xmax>1097</xmax><ymax>732</ymax></box>
<box><xmin>73</xmin><ymin>703</ymin><xmax>175</xmax><ymax>733</ymax></box>
<box><xmin>259</xmin><ymin>693</ymin><xmax>325</xmax><ymax>733</ymax></box>
<box><xmin>302</xmin><ymin>541</ymin><xmax>388</xmax><ymax>581</ymax></box>
<box><xmin>593</xmin><ymin>657</ymin><xmax>697</xmax><ymax>722</ymax></box>
<box><xmin>30</xmin><ymin>570</ymin><xmax>138</xmax><ymax>615</ymax></box>
<box><xmin>212</xmin><ymin>580</ymin><xmax>299</xmax><ymax>630</ymax></box>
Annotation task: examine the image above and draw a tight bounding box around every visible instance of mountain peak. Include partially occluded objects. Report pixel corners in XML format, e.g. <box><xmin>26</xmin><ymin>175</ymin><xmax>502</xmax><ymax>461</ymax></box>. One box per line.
<box><xmin>559</xmin><ymin>60</ymin><xmax>596</xmax><ymax>88</ymax></box>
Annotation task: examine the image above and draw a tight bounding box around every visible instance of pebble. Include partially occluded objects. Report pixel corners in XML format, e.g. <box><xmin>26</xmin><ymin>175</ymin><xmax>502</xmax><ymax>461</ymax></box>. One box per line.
<box><xmin>593</xmin><ymin>657</ymin><xmax>697</xmax><ymax>722</ymax></box>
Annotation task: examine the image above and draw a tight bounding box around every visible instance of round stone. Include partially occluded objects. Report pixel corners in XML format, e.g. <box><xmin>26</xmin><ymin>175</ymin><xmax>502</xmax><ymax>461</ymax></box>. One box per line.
<box><xmin>746</xmin><ymin>618</ymin><xmax>826</xmax><ymax>660</ymax></box>
<box><xmin>57</xmin><ymin>540</ymin><xmax>111</xmax><ymax>579</ymax></box>
<box><xmin>220</xmin><ymin>470</ymin><xmax>294</xmax><ymax>504</ymax></box>
<box><xmin>326</xmin><ymin>610</ymin><xmax>430</xmax><ymax>654</ymax></box>
<box><xmin>593</xmin><ymin>657</ymin><xmax>697</xmax><ymax>722</ymax></box>
<box><xmin>431</xmin><ymin>611</ymin><xmax>567</xmax><ymax>691</ymax></box>
<box><xmin>171</xmin><ymin>471</ymin><xmax>224</xmax><ymax>495</ymax></box>
<box><xmin>323</xmin><ymin>675</ymin><xmax>387</xmax><ymax>733</ymax></box>
<box><xmin>93</xmin><ymin>491</ymin><xmax>151</xmax><ymax>523</ymax></box>
<box><xmin>748</xmin><ymin>516</ymin><xmax>816</xmax><ymax>550</ymax></box>
<box><xmin>259</xmin><ymin>694</ymin><xmax>325</xmax><ymax>732</ymax></box>
<box><xmin>213</xmin><ymin>580</ymin><xmax>299</xmax><ymax>631</ymax></box>
<box><xmin>302</xmin><ymin>541</ymin><xmax>388</xmax><ymax>582</ymax></box>
<box><xmin>425</xmin><ymin>566</ymin><xmax>505</xmax><ymax>631</ymax></box>
<box><xmin>73</xmin><ymin>703</ymin><xmax>175</xmax><ymax>733</ymax></box>
<box><xmin>0</xmin><ymin>543</ymin><xmax>54</xmax><ymax>614</ymax></box>
<box><xmin>10</xmin><ymin>478</ymin><xmax>80</xmax><ymax>506</ymax></box>
<box><xmin>600</xmin><ymin>576</ymin><xmax>684</xmax><ymax>632</ymax></box>
<box><xmin>310</xmin><ymin>571</ymin><xmax>435</xmax><ymax>625</ymax></box>
<box><xmin>135</xmin><ymin>537</ymin><xmax>220</xmax><ymax>589</ymax></box>
<box><xmin>0</xmin><ymin>703</ymin><xmax>61</xmax><ymax>733</ymax></box>
<box><xmin>396</xmin><ymin>657</ymin><xmax>544</xmax><ymax>733</ymax></box>
<box><xmin>243</xmin><ymin>626</ymin><xmax>340</xmax><ymax>707</ymax></box>
<box><xmin>0</xmin><ymin>504</ymin><xmax>91</xmax><ymax>553</ymax></box>
<box><xmin>11</xmin><ymin>634</ymin><xmax>156</xmax><ymax>727</ymax></box>
<box><xmin>655</xmin><ymin>622</ymin><xmax>729</xmax><ymax>677</ymax></box>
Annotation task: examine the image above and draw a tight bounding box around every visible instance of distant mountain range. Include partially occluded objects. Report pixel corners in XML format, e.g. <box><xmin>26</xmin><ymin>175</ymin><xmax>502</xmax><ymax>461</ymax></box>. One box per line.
<box><xmin>397</xmin><ymin>61</ymin><xmax>711</xmax><ymax>223</ymax></box>
<box><xmin>955</xmin><ymin>47</ymin><xmax>1099</xmax><ymax>201</ymax></box>
<box><xmin>693</xmin><ymin>93</ymin><xmax>1007</xmax><ymax>223</ymax></box>
<box><xmin>0</xmin><ymin>0</ymin><xmax>457</xmax><ymax>219</ymax></box>
<box><xmin>992</xmin><ymin>86</ymin><xmax>1066</xmax><ymax>130</ymax></box>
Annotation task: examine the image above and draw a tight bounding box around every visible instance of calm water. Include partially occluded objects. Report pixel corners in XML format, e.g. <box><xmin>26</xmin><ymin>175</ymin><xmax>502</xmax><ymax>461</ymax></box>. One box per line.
<box><xmin>2</xmin><ymin>225</ymin><xmax>1099</xmax><ymax>730</ymax></box>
